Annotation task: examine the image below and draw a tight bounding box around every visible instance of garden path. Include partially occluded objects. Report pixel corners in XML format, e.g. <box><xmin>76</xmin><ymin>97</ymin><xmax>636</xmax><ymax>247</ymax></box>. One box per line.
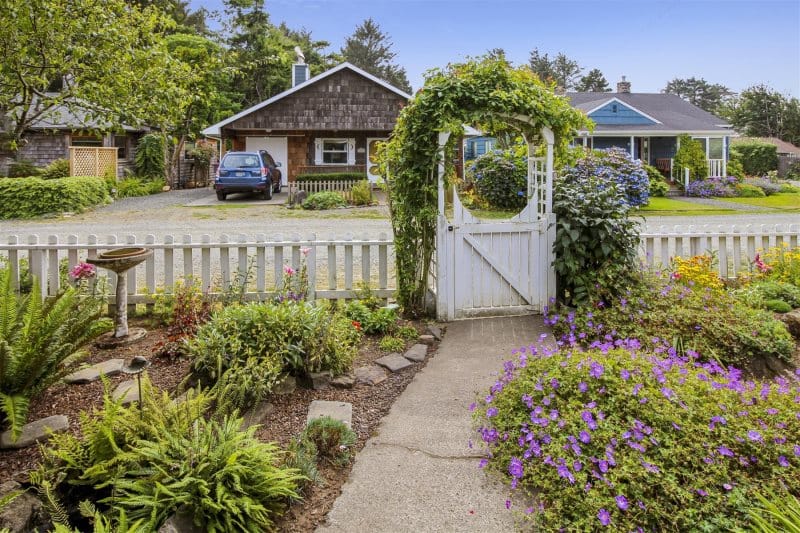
<box><xmin>318</xmin><ymin>315</ymin><xmax>552</xmax><ymax>533</ymax></box>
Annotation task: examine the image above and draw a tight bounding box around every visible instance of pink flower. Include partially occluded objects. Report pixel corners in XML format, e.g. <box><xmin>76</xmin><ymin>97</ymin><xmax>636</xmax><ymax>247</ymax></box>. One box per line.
<box><xmin>69</xmin><ymin>262</ymin><xmax>96</xmax><ymax>281</ymax></box>
<box><xmin>301</xmin><ymin>247</ymin><xmax>311</xmax><ymax>257</ymax></box>
<box><xmin>283</xmin><ymin>265</ymin><xmax>296</xmax><ymax>276</ymax></box>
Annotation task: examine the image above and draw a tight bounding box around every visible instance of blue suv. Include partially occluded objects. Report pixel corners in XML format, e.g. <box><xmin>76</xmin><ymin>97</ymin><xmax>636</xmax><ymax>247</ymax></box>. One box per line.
<box><xmin>214</xmin><ymin>150</ymin><xmax>282</xmax><ymax>201</ymax></box>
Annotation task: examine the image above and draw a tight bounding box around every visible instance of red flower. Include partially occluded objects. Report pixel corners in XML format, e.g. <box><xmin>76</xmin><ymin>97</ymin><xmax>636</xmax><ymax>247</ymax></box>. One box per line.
<box><xmin>352</xmin><ymin>321</ymin><xmax>361</xmax><ymax>330</ymax></box>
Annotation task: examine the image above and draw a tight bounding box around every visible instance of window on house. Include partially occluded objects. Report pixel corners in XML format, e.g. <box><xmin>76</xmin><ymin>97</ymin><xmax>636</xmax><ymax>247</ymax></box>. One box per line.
<box><xmin>692</xmin><ymin>137</ymin><xmax>707</xmax><ymax>156</ymax></box>
<box><xmin>708</xmin><ymin>138</ymin><xmax>723</xmax><ymax>159</ymax></box>
<box><xmin>70</xmin><ymin>135</ymin><xmax>103</xmax><ymax>147</ymax></box>
<box><xmin>114</xmin><ymin>135</ymin><xmax>128</xmax><ymax>160</ymax></box>
<box><xmin>315</xmin><ymin>138</ymin><xmax>354</xmax><ymax>165</ymax></box>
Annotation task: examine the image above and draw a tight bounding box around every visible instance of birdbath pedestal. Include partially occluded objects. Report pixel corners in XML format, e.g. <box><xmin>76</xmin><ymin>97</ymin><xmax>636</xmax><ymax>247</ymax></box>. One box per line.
<box><xmin>88</xmin><ymin>247</ymin><xmax>153</xmax><ymax>348</ymax></box>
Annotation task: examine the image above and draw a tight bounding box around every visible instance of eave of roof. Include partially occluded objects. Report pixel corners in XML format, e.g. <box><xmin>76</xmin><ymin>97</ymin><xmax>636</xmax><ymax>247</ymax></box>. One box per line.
<box><xmin>202</xmin><ymin>62</ymin><xmax>412</xmax><ymax>136</ymax></box>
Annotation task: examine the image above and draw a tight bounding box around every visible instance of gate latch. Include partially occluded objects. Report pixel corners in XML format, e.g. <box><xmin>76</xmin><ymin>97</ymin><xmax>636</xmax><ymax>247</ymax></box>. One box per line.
<box><xmin>447</xmin><ymin>225</ymin><xmax>454</xmax><ymax>232</ymax></box>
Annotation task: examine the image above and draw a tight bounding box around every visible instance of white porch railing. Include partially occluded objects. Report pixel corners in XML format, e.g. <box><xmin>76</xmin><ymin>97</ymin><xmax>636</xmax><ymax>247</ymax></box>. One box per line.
<box><xmin>639</xmin><ymin>224</ymin><xmax>800</xmax><ymax>278</ymax></box>
<box><xmin>0</xmin><ymin>233</ymin><xmax>394</xmax><ymax>305</ymax></box>
<box><xmin>708</xmin><ymin>159</ymin><xmax>725</xmax><ymax>177</ymax></box>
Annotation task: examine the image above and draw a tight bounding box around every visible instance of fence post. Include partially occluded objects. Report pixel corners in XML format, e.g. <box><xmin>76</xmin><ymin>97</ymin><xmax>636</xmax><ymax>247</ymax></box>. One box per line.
<box><xmin>684</xmin><ymin>168</ymin><xmax>690</xmax><ymax>190</ymax></box>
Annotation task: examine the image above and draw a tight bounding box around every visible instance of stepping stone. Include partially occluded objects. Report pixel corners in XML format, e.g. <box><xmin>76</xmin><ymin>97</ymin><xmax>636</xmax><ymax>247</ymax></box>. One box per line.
<box><xmin>355</xmin><ymin>365</ymin><xmax>387</xmax><ymax>386</ymax></box>
<box><xmin>273</xmin><ymin>375</ymin><xmax>297</xmax><ymax>395</ymax></box>
<box><xmin>404</xmin><ymin>343</ymin><xmax>428</xmax><ymax>362</ymax></box>
<box><xmin>310</xmin><ymin>371</ymin><xmax>331</xmax><ymax>390</ymax></box>
<box><xmin>64</xmin><ymin>358</ymin><xmax>125</xmax><ymax>384</ymax></box>
<box><xmin>240</xmin><ymin>402</ymin><xmax>274</xmax><ymax>430</ymax></box>
<box><xmin>307</xmin><ymin>400</ymin><xmax>352</xmax><ymax>429</ymax></box>
<box><xmin>419</xmin><ymin>334</ymin><xmax>435</xmax><ymax>345</ymax></box>
<box><xmin>375</xmin><ymin>353</ymin><xmax>413</xmax><ymax>373</ymax></box>
<box><xmin>426</xmin><ymin>324</ymin><xmax>443</xmax><ymax>341</ymax></box>
<box><xmin>159</xmin><ymin>506</ymin><xmax>204</xmax><ymax>533</ymax></box>
<box><xmin>112</xmin><ymin>380</ymin><xmax>139</xmax><ymax>406</ymax></box>
<box><xmin>0</xmin><ymin>415</ymin><xmax>69</xmax><ymax>449</ymax></box>
<box><xmin>331</xmin><ymin>375</ymin><xmax>355</xmax><ymax>389</ymax></box>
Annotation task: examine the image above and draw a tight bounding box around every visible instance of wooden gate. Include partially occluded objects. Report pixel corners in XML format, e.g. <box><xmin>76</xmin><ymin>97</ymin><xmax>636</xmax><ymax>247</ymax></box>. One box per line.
<box><xmin>435</xmin><ymin>127</ymin><xmax>556</xmax><ymax>320</ymax></box>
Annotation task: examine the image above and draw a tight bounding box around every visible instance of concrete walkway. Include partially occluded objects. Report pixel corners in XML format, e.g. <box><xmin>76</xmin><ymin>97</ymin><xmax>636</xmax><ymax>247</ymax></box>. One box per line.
<box><xmin>318</xmin><ymin>315</ymin><xmax>550</xmax><ymax>533</ymax></box>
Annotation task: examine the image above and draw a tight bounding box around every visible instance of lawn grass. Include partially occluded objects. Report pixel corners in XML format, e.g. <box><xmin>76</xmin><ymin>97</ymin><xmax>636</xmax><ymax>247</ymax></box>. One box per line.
<box><xmin>714</xmin><ymin>192</ymin><xmax>800</xmax><ymax>210</ymax></box>
<box><xmin>633</xmin><ymin>197</ymin><xmax>740</xmax><ymax>217</ymax></box>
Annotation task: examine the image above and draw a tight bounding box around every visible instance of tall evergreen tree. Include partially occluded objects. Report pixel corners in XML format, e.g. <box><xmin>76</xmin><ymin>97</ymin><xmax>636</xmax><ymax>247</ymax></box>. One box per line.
<box><xmin>528</xmin><ymin>49</ymin><xmax>582</xmax><ymax>90</ymax></box>
<box><xmin>662</xmin><ymin>77</ymin><xmax>732</xmax><ymax>114</ymax></box>
<box><xmin>724</xmin><ymin>84</ymin><xmax>800</xmax><ymax>144</ymax></box>
<box><xmin>340</xmin><ymin>18</ymin><xmax>411</xmax><ymax>93</ymax></box>
<box><xmin>574</xmin><ymin>69</ymin><xmax>611</xmax><ymax>92</ymax></box>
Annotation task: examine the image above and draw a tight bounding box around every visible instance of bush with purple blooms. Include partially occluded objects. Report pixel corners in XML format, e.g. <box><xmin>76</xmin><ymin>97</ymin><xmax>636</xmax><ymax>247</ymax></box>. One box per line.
<box><xmin>467</xmin><ymin>150</ymin><xmax>527</xmax><ymax>210</ymax></box>
<box><xmin>473</xmin><ymin>343</ymin><xmax>800</xmax><ymax>531</ymax></box>
<box><xmin>685</xmin><ymin>176</ymin><xmax>738</xmax><ymax>197</ymax></box>
<box><xmin>546</xmin><ymin>271</ymin><xmax>794</xmax><ymax>368</ymax></box>
<box><xmin>560</xmin><ymin>148</ymin><xmax>650</xmax><ymax>208</ymax></box>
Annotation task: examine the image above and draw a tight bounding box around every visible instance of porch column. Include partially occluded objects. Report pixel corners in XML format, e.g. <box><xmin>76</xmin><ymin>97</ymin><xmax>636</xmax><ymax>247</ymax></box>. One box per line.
<box><xmin>630</xmin><ymin>136</ymin><xmax>635</xmax><ymax>158</ymax></box>
<box><xmin>722</xmin><ymin>136</ymin><xmax>727</xmax><ymax>176</ymax></box>
<box><xmin>582</xmin><ymin>136</ymin><xmax>588</xmax><ymax>147</ymax></box>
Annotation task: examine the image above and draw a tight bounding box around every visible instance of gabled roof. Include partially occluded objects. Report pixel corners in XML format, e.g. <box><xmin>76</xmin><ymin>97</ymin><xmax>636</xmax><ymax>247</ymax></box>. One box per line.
<box><xmin>202</xmin><ymin>62</ymin><xmax>412</xmax><ymax>136</ymax></box>
<box><xmin>567</xmin><ymin>92</ymin><xmax>733</xmax><ymax>135</ymax></box>
<box><xmin>21</xmin><ymin>95</ymin><xmax>146</xmax><ymax>132</ymax></box>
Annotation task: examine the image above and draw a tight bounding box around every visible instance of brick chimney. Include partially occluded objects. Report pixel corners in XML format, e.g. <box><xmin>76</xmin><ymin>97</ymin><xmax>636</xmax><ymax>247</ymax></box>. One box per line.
<box><xmin>617</xmin><ymin>76</ymin><xmax>631</xmax><ymax>93</ymax></box>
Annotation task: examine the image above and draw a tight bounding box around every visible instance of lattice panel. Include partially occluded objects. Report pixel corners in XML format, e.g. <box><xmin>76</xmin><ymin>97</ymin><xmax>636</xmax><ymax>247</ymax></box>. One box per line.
<box><xmin>70</xmin><ymin>147</ymin><xmax>118</xmax><ymax>177</ymax></box>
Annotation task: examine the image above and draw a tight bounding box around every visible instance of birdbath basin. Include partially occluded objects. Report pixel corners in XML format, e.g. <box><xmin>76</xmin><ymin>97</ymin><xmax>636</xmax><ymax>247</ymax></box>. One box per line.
<box><xmin>88</xmin><ymin>247</ymin><xmax>153</xmax><ymax>344</ymax></box>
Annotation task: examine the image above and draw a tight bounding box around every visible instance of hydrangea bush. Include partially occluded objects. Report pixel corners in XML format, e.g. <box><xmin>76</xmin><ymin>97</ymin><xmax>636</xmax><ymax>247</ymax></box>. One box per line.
<box><xmin>560</xmin><ymin>148</ymin><xmax>650</xmax><ymax>208</ymax></box>
<box><xmin>685</xmin><ymin>176</ymin><xmax>738</xmax><ymax>197</ymax></box>
<box><xmin>473</xmin><ymin>342</ymin><xmax>800</xmax><ymax>531</ymax></box>
<box><xmin>466</xmin><ymin>150</ymin><xmax>527</xmax><ymax>210</ymax></box>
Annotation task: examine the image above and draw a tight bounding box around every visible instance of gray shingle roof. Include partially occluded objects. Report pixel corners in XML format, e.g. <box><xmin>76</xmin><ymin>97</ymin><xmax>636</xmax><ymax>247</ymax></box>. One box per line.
<box><xmin>566</xmin><ymin>92</ymin><xmax>733</xmax><ymax>134</ymax></box>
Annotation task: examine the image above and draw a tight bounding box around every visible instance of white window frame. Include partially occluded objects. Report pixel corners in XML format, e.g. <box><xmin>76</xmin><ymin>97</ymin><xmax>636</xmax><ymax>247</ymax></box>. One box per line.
<box><xmin>314</xmin><ymin>138</ymin><xmax>355</xmax><ymax>165</ymax></box>
<box><xmin>691</xmin><ymin>136</ymin><xmax>724</xmax><ymax>160</ymax></box>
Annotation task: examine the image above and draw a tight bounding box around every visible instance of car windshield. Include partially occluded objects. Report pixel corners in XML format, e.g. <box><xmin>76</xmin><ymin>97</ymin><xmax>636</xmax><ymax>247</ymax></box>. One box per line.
<box><xmin>222</xmin><ymin>154</ymin><xmax>260</xmax><ymax>168</ymax></box>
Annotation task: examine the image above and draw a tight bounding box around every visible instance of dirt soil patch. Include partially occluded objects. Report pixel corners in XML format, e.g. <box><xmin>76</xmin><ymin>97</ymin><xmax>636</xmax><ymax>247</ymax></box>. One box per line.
<box><xmin>0</xmin><ymin>317</ymin><xmax>438</xmax><ymax>533</ymax></box>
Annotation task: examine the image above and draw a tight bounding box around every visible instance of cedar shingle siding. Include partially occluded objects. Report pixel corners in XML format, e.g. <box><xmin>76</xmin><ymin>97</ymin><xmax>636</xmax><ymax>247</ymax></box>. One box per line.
<box><xmin>227</xmin><ymin>69</ymin><xmax>405</xmax><ymax>132</ymax></box>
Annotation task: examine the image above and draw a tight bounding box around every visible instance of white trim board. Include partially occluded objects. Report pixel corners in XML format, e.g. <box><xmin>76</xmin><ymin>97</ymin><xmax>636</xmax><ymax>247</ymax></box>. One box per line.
<box><xmin>584</xmin><ymin>97</ymin><xmax>662</xmax><ymax>125</ymax></box>
<box><xmin>202</xmin><ymin>63</ymin><xmax>412</xmax><ymax>136</ymax></box>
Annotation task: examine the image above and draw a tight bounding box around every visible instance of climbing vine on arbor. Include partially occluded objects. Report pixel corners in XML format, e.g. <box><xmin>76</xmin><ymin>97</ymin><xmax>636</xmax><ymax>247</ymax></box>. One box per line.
<box><xmin>381</xmin><ymin>56</ymin><xmax>589</xmax><ymax>315</ymax></box>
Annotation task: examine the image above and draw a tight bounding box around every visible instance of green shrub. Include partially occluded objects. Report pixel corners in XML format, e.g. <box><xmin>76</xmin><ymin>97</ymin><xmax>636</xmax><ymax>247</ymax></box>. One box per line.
<box><xmin>36</xmin><ymin>383</ymin><xmax>302</xmax><ymax>532</ymax></box>
<box><xmin>300</xmin><ymin>416</ymin><xmax>356</xmax><ymax>467</ymax></box>
<box><xmin>116</xmin><ymin>177</ymin><xmax>165</xmax><ymax>198</ymax></box>
<box><xmin>350</xmin><ymin>180</ymin><xmax>372</xmax><ymax>206</ymax></box>
<box><xmin>643</xmin><ymin>164</ymin><xmax>668</xmax><ymax>197</ymax></box>
<box><xmin>6</xmin><ymin>159</ymin><xmax>41</xmax><ymax>178</ymax></box>
<box><xmin>785</xmin><ymin>160</ymin><xmax>800</xmax><ymax>180</ymax></box>
<box><xmin>736</xmin><ymin>183</ymin><xmax>767</xmax><ymax>197</ymax></box>
<box><xmin>134</xmin><ymin>133</ymin><xmax>165</xmax><ymax>179</ymax></box>
<box><xmin>187</xmin><ymin>301</ymin><xmax>360</xmax><ymax>413</ymax></box>
<box><xmin>378</xmin><ymin>335</ymin><xmax>405</xmax><ymax>352</ymax></box>
<box><xmin>473</xmin><ymin>345</ymin><xmax>800</xmax><ymax>531</ymax></box>
<box><xmin>40</xmin><ymin>159</ymin><xmax>70</xmax><ymax>180</ymax></box>
<box><xmin>733</xmin><ymin>280</ymin><xmax>800</xmax><ymax>310</ymax></box>
<box><xmin>726</xmin><ymin>158</ymin><xmax>746</xmax><ymax>179</ymax></box>
<box><xmin>780</xmin><ymin>182</ymin><xmax>800</xmax><ymax>193</ymax></box>
<box><xmin>674</xmin><ymin>134</ymin><xmax>708</xmax><ymax>180</ymax></box>
<box><xmin>295</xmin><ymin>172</ymin><xmax>365</xmax><ymax>183</ymax></box>
<box><xmin>467</xmin><ymin>149</ymin><xmax>527</xmax><ymax>209</ymax></box>
<box><xmin>302</xmin><ymin>191</ymin><xmax>347</xmax><ymax>210</ymax></box>
<box><xmin>548</xmin><ymin>271</ymin><xmax>795</xmax><ymax>367</ymax></box>
<box><xmin>731</xmin><ymin>141</ymin><xmax>778</xmax><ymax>176</ymax></box>
<box><xmin>0</xmin><ymin>176</ymin><xmax>110</xmax><ymax>219</ymax></box>
<box><xmin>396</xmin><ymin>325</ymin><xmax>419</xmax><ymax>340</ymax></box>
<box><xmin>0</xmin><ymin>269</ymin><xmax>111</xmax><ymax>440</ymax></box>
<box><xmin>343</xmin><ymin>301</ymin><xmax>397</xmax><ymax>334</ymax></box>
<box><xmin>764</xmin><ymin>299</ymin><xmax>792</xmax><ymax>313</ymax></box>
<box><xmin>553</xmin><ymin>156</ymin><xmax>641</xmax><ymax>306</ymax></box>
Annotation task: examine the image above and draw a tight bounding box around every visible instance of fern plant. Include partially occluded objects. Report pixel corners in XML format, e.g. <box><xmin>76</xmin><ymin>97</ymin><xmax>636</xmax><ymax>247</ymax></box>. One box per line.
<box><xmin>0</xmin><ymin>268</ymin><xmax>111</xmax><ymax>440</ymax></box>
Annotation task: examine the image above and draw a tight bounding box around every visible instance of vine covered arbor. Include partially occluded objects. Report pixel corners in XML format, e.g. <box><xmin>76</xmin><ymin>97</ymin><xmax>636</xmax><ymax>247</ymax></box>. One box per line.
<box><xmin>382</xmin><ymin>57</ymin><xmax>589</xmax><ymax>317</ymax></box>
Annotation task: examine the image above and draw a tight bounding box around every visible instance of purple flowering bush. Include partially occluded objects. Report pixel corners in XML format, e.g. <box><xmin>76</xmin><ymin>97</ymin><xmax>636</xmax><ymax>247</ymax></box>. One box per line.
<box><xmin>548</xmin><ymin>271</ymin><xmax>794</xmax><ymax>368</ymax></box>
<box><xmin>560</xmin><ymin>148</ymin><xmax>650</xmax><ymax>208</ymax></box>
<box><xmin>685</xmin><ymin>176</ymin><xmax>738</xmax><ymax>197</ymax></box>
<box><xmin>467</xmin><ymin>150</ymin><xmax>527</xmax><ymax>210</ymax></box>
<box><xmin>473</xmin><ymin>343</ymin><xmax>800</xmax><ymax>531</ymax></box>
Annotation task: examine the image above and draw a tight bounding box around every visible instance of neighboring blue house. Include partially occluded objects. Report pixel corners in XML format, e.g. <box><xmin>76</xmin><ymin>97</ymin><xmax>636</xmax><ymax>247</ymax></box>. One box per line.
<box><xmin>464</xmin><ymin>136</ymin><xmax>497</xmax><ymax>160</ymax></box>
<box><xmin>568</xmin><ymin>77</ymin><xmax>735</xmax><ymax>178</ymax></box>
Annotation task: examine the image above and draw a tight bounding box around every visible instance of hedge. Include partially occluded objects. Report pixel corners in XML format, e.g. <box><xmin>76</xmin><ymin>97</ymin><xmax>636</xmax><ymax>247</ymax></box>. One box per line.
<box><xmin>730</xmin><ymin>141</ymin><xmax>778</xmax><ymax>176</ymax></box>
<box><xmin>0</xmin><ymin>176</ymin><xmax>111</xmax><ymax>219</ymax></box>
<box><xmin>295</xmin><ymin>172</ymin><xmax>366</xmax><ymax>183</ymax></box>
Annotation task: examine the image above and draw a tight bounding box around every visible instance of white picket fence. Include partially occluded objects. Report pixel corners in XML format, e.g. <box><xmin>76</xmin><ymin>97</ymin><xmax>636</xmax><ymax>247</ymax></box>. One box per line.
<box><xmin>0</xmin><ymin>234</ymin><xmax>394</xmax><ymax>306</ymax></box>
<box><xmin>639</xmin><ymin>224</ymin><xmax>800</xmax><ymax>278</ymax></box>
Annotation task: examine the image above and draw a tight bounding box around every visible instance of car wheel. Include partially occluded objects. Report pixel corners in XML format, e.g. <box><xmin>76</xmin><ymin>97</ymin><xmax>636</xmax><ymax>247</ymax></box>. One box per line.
<box><xmin>216</xmin><ymin>191</ymin><xmax>226</xmax><ymax>201</ymax></box>
<box><xmin>263</xmin><ymin>186</ymin><xmax>272</xmax><ymax>201</ymax></box>
<box><xmin>273</xmin><ymin>182</ymin><xmax>281</xmax><ymax>193</ymax></box>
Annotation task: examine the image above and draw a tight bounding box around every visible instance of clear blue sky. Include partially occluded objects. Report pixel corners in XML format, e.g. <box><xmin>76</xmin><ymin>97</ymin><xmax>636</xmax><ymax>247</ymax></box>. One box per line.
<box><xmin>190</xmin><ymin>0</ymin><xmax>800</xmax><ymax>97</ymax></box>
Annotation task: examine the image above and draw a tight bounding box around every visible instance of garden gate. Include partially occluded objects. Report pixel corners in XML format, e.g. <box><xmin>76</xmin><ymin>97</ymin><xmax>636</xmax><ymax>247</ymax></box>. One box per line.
<box><xmin>435</xmin><ymin>125</ymin><xmax>556</xmax><ymax>320</ymax></box>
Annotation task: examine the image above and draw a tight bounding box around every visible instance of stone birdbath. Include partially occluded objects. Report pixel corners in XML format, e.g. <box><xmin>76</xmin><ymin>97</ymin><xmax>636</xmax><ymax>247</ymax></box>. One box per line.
<box><xmin>88</xmin><ymin>247</ymin><xmax>153</xmax><ymax>348</ymax></box>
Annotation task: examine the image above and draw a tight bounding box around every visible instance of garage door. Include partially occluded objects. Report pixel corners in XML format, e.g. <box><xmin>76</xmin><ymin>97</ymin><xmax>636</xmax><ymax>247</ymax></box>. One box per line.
<box><xmin>245</xmin><ymin>137</ymin><xmax>288</xmax><ymax>186</ymax></box>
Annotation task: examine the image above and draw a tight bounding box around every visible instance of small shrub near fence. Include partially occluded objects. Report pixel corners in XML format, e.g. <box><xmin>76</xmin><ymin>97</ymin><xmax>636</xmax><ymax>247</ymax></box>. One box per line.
<box><xmin>290</xmin><ymin>177</ymin><xmax>372</xmax><ymax>205</ymax></box>
<box><xmin>0</xmin><ymin>176</ymin><xmax>111</xmax><ymax>219</ymax></box>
